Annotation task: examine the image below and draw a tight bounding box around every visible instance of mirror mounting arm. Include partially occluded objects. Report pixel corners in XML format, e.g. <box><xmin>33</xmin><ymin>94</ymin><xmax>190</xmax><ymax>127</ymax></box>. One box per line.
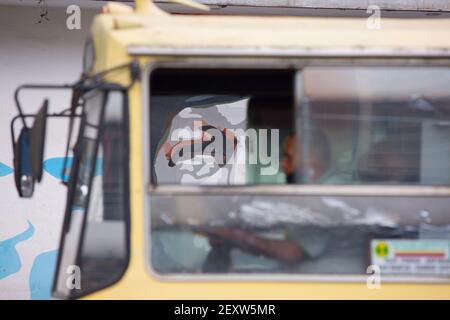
<box><xmin>14</xmin><ymin>84</ymin><xmax>75</xmax><ymax>131</ymax></box>
<box><xmin>12</xmin><ymin>60</ymin><xmax>139</xmax><ymax>197</ymax></box>
<box><xmin>14</xmin><ymin>59</ymin><xmax>140</xmax><ymax>129</ymax></box>
<box><xmin>10</xmin><ymin>113</ymin><xmax>82</xmax><ymax>150</ymax></box>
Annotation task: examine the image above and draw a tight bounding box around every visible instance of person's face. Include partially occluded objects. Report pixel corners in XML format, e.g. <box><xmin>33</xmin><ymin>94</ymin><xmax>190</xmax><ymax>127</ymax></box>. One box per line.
<box><xmin>281</xmin><ymin>134</ymin><xmax>324</xmax><ymax>183</ymax></box>
<box><xmin>281</xmin><ymin>135</ymin><xmax>298</xmax><ymax>176</ymax></box>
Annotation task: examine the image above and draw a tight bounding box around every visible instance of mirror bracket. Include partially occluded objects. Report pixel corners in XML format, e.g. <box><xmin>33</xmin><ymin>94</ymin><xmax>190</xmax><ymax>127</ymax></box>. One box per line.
<box><xmin>11</xmin><ymin>60</ymin><xmax>137</xmax><ymax>198</ymax></box>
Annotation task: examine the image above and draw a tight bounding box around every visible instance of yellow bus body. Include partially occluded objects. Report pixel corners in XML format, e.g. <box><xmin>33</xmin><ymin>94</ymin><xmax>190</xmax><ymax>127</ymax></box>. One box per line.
<box><xmin>83</xmin><ymin>1</ymin><xmax>450</xmax><ymax>299</ymax></box>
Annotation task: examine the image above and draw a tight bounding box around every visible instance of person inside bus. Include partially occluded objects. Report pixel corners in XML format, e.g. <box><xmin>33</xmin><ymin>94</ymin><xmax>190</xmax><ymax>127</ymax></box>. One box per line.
<box><xmin>282</xmin><ymin>127</ymin><xmax>345</xmax><ymax>184</ymax></box>
<box><xmin>202</xmin><ymin>127</ymin><xmax>337</xmax><ymax>271</ymax></box>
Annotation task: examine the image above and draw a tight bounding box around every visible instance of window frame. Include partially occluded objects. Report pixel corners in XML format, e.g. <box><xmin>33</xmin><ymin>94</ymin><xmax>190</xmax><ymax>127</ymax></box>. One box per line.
<box><xmin>143</xmin><ymin>58</ymin><xmax>450</xmax><ymax>284</ymax></box>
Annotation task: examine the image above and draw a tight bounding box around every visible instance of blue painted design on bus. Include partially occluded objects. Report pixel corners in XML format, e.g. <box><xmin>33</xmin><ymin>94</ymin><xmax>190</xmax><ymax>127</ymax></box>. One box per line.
<box><xmin>0</xmin><ymin>162</ymin><xmax>13</xmax><ymax>177</ymax></box>
<box><xmin>29</xmin><ymin>249</ymin><xmax>58</xmax><ymax>300</ymax></box>
<box><xmin>0</xmin><ymin>221</ymin><xmax>35</xmax><ymax>280</ymax></box>
<box><xmin>43</xmin><ymin>157</ymin><xmax>103</xmax><ymax>182</ymax></box>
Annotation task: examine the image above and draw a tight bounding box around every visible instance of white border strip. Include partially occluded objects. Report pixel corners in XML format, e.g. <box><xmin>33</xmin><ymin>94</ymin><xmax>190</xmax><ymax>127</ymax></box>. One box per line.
<box><xmin>129</xmin><ymin>46</ymin><xmax>450</xmax><ymax>58</ymax></box>
<box><xmin>154</xmin><ymin>0</ymin><xmax>450</xmax><ymax>12</ymax></box>
<box><xmin>150</xmin><ymin>185</ymin><xmax>450</xmax><ymax>197</ymax></box>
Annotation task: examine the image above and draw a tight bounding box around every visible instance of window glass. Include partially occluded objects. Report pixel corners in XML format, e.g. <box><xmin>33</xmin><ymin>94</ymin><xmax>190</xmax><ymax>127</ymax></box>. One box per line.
<box><xmin>151</xmin><ymin>194</ymin><xmax>450</xmax><ymax>275</ymax></box>
<box><xmin>149</xmin><ymin>67</ymin><xmax>450</xmax><ymax>279</ymax></box>
<box><xmin>54</xmin><ymin>90</ymin><xmax>104</xmax><ymax>298</ymax></box>
<box><xmin>297</xmin><ymin>67</ymin><xmax>450</xmax><ymax>185</ymax></box>
<box><xmin>54</xmin><ymin>90</ymin><xmax>128</xmax><ymax>298</ymax></box>
<box><xmin>77</xmin><ymin>91</ymin><xmax>128</xmax><ymax>295</ymax></box>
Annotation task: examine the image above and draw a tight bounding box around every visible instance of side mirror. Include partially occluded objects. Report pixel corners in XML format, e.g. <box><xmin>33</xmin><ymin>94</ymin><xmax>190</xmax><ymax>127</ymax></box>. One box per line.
<box><xmin>29</xmin><ymin>99</ymin><xmax>48</xmax><ymax>182</ymax></box>
<box><xmin>13</xmin><ymin>99</ymin><xmax>49</xmax><ymax>198</ymax></box>
<box><xmin>13</xmin><ymin>128</ymin><xmax>34</xmax><ymax>198</ymax></box>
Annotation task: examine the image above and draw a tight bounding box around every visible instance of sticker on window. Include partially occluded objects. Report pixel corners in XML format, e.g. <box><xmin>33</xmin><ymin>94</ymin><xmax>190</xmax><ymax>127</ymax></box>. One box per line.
<box><xmin>371</xmin><ymin>239</ymin><xmax>450</xmax><ymax>276</ymax></box>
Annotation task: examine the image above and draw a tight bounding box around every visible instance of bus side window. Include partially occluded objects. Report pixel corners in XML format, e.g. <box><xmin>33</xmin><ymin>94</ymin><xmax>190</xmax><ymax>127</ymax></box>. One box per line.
<box><xmin>148</xmin><ymin>66</ymin><xmax>450</xmax><ymax>277</ymax></box>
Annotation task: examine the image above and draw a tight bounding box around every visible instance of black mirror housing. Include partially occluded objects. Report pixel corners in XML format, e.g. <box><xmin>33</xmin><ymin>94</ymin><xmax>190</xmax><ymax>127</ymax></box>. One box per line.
<box><xmin>29</xmin><ymin>99</ymin><xmax>48</xmax><ymax>182</ymax></box>
<box><xmin>13</xmin><ymin>128</ymin><xmax>35</xmax><ymax>198</ymax></box>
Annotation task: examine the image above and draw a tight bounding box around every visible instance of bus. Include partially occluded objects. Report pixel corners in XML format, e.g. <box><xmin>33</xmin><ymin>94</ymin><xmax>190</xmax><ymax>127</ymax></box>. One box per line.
<box><xmin>10</xmin><ymin>0</ymin><xmax>450</xmax><ymax>299</ymax></box>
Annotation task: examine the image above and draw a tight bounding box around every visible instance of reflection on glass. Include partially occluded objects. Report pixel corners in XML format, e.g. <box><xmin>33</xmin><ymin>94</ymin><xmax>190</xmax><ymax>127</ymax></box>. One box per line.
<box><xmin>72</xmin><ymin>139</ymin><xmax>96</xmax><ymax>210</ymax></box>
<box><xmin>298</xmin><ymin>67</ymin><xmax>450</xmax><ymax>186</ymax></box>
